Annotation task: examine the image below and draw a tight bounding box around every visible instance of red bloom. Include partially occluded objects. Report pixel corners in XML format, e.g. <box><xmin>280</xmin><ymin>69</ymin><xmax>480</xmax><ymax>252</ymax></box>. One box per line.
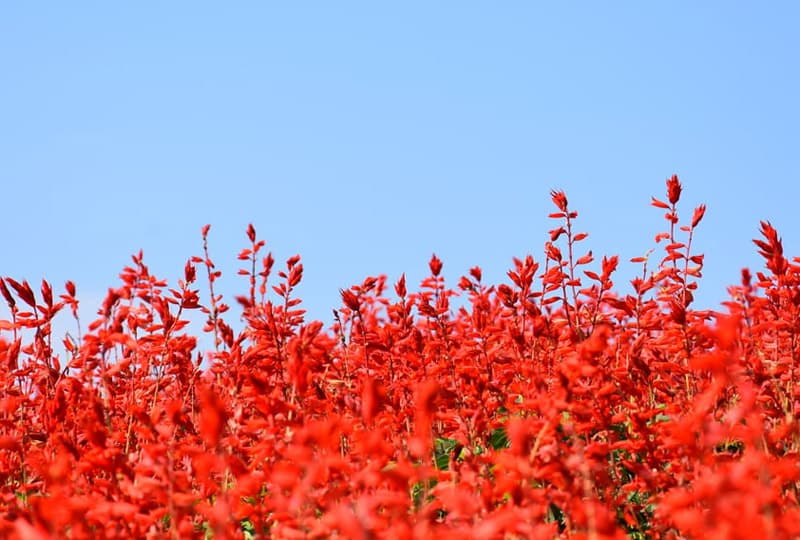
<box><xmin>550</xmin><ymin>189</ymin><xmax>569</xmax><ymax>212</ymax></box>
<box><xmin>667</xmin><ymin>174</ymin><xmax>682</xmax><ymax>204</ymax></box>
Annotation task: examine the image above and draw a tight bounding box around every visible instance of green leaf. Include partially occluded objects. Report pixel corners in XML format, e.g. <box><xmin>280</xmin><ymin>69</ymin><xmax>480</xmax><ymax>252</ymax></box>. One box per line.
<box><xmin>434</xmin><ymin>437</ymin><xmax>461</xmax><ymax>470</ymax></box>
<box><xmin>241</xmin><ymin>519</ymin><xmax>256</xmax><ymax>540</ymax></box>
<box><xmin>488</xmin><ymin>427</ymin><xmax>510</xmax><ymax>450</ymax></box>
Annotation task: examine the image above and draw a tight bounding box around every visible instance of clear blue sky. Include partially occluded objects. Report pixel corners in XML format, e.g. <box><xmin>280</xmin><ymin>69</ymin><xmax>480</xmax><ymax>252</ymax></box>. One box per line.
<box><xmin>2</xmin><ymin>4</ymin><xmax>799</xmax><ymax>336</ymax></box>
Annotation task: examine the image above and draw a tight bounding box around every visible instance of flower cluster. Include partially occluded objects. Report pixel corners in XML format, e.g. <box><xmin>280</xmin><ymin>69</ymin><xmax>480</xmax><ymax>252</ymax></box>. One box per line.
<box><xmin>2</xmin><ymin>176</ymin><xmax>799</xmax><ymax>539</ymax></box>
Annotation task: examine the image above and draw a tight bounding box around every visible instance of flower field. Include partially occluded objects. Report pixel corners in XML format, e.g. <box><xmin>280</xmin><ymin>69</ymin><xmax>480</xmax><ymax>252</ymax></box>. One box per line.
<box><xmin>2</xmin><ymin>176</ymin><xmax>800</xmax><ymax>539</ymax></box>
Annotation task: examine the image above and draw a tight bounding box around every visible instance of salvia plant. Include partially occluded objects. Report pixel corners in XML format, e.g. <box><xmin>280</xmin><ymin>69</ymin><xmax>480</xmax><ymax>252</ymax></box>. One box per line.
<box><xmin>1</xmin><ymin>176</ymin><xmax>799</xmax><ymax>539</ymax></box>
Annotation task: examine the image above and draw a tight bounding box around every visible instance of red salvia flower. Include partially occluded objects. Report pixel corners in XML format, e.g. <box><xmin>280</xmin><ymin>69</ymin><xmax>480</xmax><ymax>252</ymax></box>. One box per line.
<box><xmin>429</xmin><ymin>253</ymin><xmax>443</xmax><ymax>277</ymax></box>
<box><xmin>667</xmin><ymin>173</ymin><xmax>682</xmax><ymax>204</ymax></box>
<box><xmin>550</xmin><ymin>189</ymin><xmax>569</xmax><ymax>212</ymax></box>
<box><xmin>691</xmin><ymin>204</ymin><xmax>707</xmax><ymax>228</ymax></box>
<box><xmin>1</xmin><ymin>178</ymin><xmax>798</xmax><ymax>539</ymax></box>
<box><xmin>340</xmin><ymin>288</ymin><xmax>361</xmax><ymax>311</ymax></box>
<box><xmin>198</xmin><ymin>384</ymin><xmax>228</xmax><ymax>447</ymax></box>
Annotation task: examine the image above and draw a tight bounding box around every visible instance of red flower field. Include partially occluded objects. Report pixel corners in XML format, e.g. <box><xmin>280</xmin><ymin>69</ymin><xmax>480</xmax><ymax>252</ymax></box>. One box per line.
<box><xmin>2</xmin><ymin>176</ymin><xmax>800</xmax><ymax>539</ymax></box>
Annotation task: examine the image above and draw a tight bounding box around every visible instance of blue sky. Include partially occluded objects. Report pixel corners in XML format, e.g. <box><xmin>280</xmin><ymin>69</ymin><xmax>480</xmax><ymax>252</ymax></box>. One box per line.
<box><xmin>2</xmin><ymin>4</ymin><xmax>799</xmax><ymax>339</ymax></box>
